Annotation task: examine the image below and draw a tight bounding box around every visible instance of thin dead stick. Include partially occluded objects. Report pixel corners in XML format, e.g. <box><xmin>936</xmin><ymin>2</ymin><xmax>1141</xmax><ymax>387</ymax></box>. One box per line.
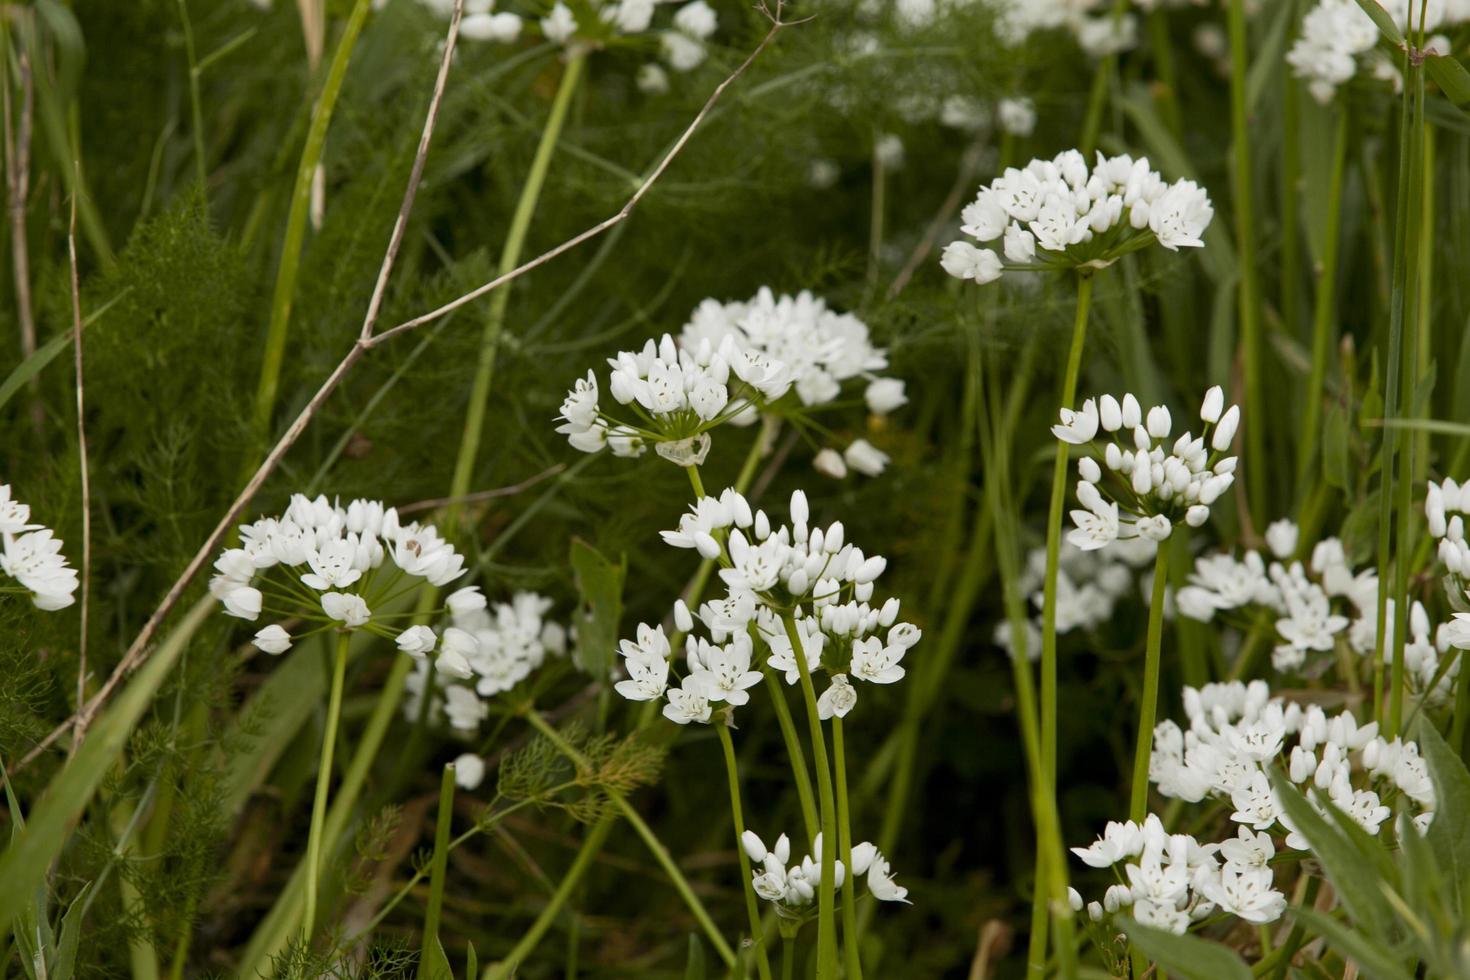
<box><xmin>14</xmin><ymin>1</ymin><xmax>799</xmax><ymax>774</ymax></box>
<box><xmin>364</xmin><ymin>1</ymin><xmax>805</xmax><ymax>351</ymax></box>
<box><xmin>67</xmin><ymin>166</ymin><xmax>92</xmax><ymax>747</ymax></box>
<box><xmin>397</xmin><ymin>463</ymin><xmax>566</xmax><ymax>516</ymax></box>
<box><xmin>887</xmin><ymin>137</ymin><xmax>983</xmax><ymax>300</ymax></box>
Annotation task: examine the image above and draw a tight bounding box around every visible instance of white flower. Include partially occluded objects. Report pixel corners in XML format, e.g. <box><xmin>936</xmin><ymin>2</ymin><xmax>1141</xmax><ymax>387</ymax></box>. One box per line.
<box><xmin>1202</xmin><ymin>866</ymin><xmax>1286</xmax><ymax>924</ymax></box>
<box><xmin>222</xmin><ymin>585</ymin><xmax>263</xmax><ymax>621</ymax></box>
<box><xmin>997</xmin><ymin>96</ymin><xmax>1036</xmax><ymax>137</ymax></box>
<box><xmin>865</xmin><ymin>853</ymin><xmax>910</xmax><ymax>903</ymax></box>
<box><xmin>813</xmin><ymin>448</ymin><xmax>848</xmax><ymax>479</ymax></box>
<box><xmin>844</xmin><ymin>439</ymin><xmax>889</xmax><ymax>477</ymax></box>
<box><xmin>453</xmin><ymin>753</ymin><xmax>486</xmax><ymax>790</ymax></box>
<box><xmin>1052</xmin><ymin>399</ymin><xmax>1099</xmax><ymax>444</ymax></box>
<box><xmin>322</xmin><ymin>592</ymin><xmax>371</xmax><ymax>628</ymax></box>
<box><xmin>864</xmin><ymin>378</ymin><xmax>907</xmax><ymax>415</ymax></box>
<box><xmin>2</xmin><ymin>528</ymin><xmax>79</xmax><ymax>610</ymax></box>
<box><xmin>636</xmin><ymin>63</ymin><xmax>670</xmax><ymax>95</ymax></box>
<box><xmin>540</xmin><ymin>2</ymin><xmax>577</xmax><ymax>42</ymax></box>
<box><xmin>688</xmin><ymin>634</ymin><xmax>764</xmax><ymax>705</ymax></box>
<box><xmin>662</xmin><ymin>31</ymin><xmax>706</xmax><ymax>71</ymax></box>
<box><xmin>397</xmin><ymin>625</ymin><xmax>438</xmax><ymax>657</ymax></box>
<box><xmin>1148</xmin><ymin>180</ymin><xmax>1213</xmax><ymax>250</ymax></box>
<box><xmin>462</xmin><ymin>11</ymin><xmax>522</xmax><ymax>42</ymax></box>
<box><xmin>252</xmin><ymin>624</ymin><xmax>293</xmax><ymax>655</ymax></box>
<box><xmin>672</xmin><ymin>0</ymin><xmax>716</xmax><ymax>38</ymax></box>
<box><xmin>850</xmin><ymin>636</ymin><xmax>906</xmax><ymax>684</ymax></box>
<box><xmin>817</xmin><ymin>674</ymin><xmax>857</xmax><ymax>719</ymax></box>
<box><xmin>939</xmin><ymin>242</ymin><xmax>1002</xmax><ymax>283</ymax></box>
<box><xmin>662</xmin><ymin>677</ymin><xmax>713</xmax><ymax>724</ymax></box>
<box><xmin>1265</xmin><ymin>519</ymin><xmax>1299</xmax><ymax>559</ymax></box>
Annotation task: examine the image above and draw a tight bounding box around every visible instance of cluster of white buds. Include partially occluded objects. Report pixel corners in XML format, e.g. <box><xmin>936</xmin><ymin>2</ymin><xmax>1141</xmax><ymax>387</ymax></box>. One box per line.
<box><xmin>1148</xmin><ymin>681</ymin><xmax>1434</xmax><ymax>846</ymax></box>
<box><xmin>1287</xmin><ymin>0</ymin><xmax>1459</xmax><ymax>104</ymax></box>
<box><xmin>993</xmin><ymin>538</ymin><xmax>1156</xmax><ymax>661</ymax></box>
<box><xmin>1056</xmin><ymin>386</ymin><xmax>1239</xmax><ymax>551</ymax></box>
<box><xmin>611</xmin><ymin>489</ymin><xmax>921</xmax><ymax>724</ymax></box>
<box><xmin>1071</xmin><ymin>815</ymin><xmax>1286</xmax><ymax>936</ymax></box>
<box><xmin>403</xmin><ymin>588</ymin><xmax>570</xmax><ymax>732</ymax></box>
<box><xmin>1427</xmin><ymin>477</ymin><xmax>1470</xmax><ymax>574</ymax></box>
<box><xmin>741</xmin><ymin>831</ymin><xmax>908</xmax><ymax>917</ymax></box>
<box><xmin>557</xmin><ymin>334</ymin><xmax>791</xmax><ymax>466</ymax></box>
<box><xmin>941</xmin><ymin>150</ymin><xmax>1214</xmax><ymax>286</ymax></box>
<box><xmin>680</xmin><ymin>287</ymin><xmax>905</xmax><ymax>478</ymax></box>
<box><xmin>210</xmin><ymin>494</ymin><xmax>464</xmax><ymax>655</ymax></box>
<box><xmin>0</xmin><ymin>483</ymin><xmax>79</xmax><ymax>611</ymax></box>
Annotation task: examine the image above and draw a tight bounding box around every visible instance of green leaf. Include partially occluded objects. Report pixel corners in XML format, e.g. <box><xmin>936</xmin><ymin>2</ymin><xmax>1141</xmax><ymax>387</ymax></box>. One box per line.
<box><xmin>1290</xmin><ymin>907</ymin><xmax>1415</xmax><ymax>980</ymax></box>
<box><xmin>1267</xmin><ymin>772</ymin><xmax>1395</xmax><ymax>938</ymax></box>
<box><xmin>569</xmin><ymin>537</ymin><xmax>626</xmax><ymax>679</ymax></box>
<box><xmin>1351</xmin><ymin>0</ymin><xmax>1406</xmax><ymax>45</ymax></box>
<box><xmin>0</xmin><ymin>331</ymin><xmax>70</xmax><ymax>412</ymax></box>
<box><xmin>683</xmin><ymin>934</ymin><xmax>707</xmax><ymax>980</ymax></box>
<box><xmin>50</xmin><ymin>883</ymin><xmax>92</xmax><ymax>980</ymax></box>
<box><xmin>1416</xmin><ymin>718</ymin><xmax>1470</xmax><ymax>904</ymax></box>
<box><xmin>0</xmin><ymin>597</ymin><xmax>214</xmax><ymax>936</ymax></box>
<box><xmin>465</xmin><ymin>941</ymin><xmax>478</xmax><ymax>979</ymax></box>
<box><xmin>1119</xmin><ymin>921</ymin><xmax>1250</xmax><ymax>980</ymax></box>
<box><xmin>1427</xmin><ymin>54</ymin><xmax>1470</xmax><ymax>108</ymax></box>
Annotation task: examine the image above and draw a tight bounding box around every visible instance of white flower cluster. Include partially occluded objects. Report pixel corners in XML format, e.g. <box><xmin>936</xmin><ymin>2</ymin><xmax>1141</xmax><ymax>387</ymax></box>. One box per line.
<box><xmin>1287</xmin><ymin>0</ymin><xmax>1464</xmax><ymax>104</ymax></box>
<box><xmin>403</xmin><ymin>588</ymin><xmax>570</xmax><ymax>731</ymax></box>
<box><xmin>1149</xmin><ymin>680</ymin><xmax>1434</xmax><ymax>845</ymax></box>
<box><xmin>612</xmin><ymin>489</ymin><xmax>921</xmax><ymax>724</ymax></box>
<box><xmin>0</xmin><ymin>483</ymin><xmax>79</xmax><ymax>611</ymax></box>
<box><xmin>741</xmin><ymin>831</ymin><xmax>908</xmax><ymax>916</ymax></box>
<box><xmin>941</xmin><ymin>151</ymin><xmax>1214</xmax><ymax>286</ymax></box>
<box><xmin>1427</xmin><ymin>476</ymin><xmax>1470</xmax><ymax>575</ymax></box>
<box><xmin>211</xmin><ymin>494</ymin><xmax>465</xmax><ymax>654</ymax></box>
<box><xmin>993</xmin><ymin>538</ymin><xmax>1157</xmax><ymax>661</ymax></box>
<box><xmin>1071</xmin><ymin>815</ymin><xmax>1286</xmax><ymax>935</ymax></box>
<box><xmin>680</xmin><ymin>288</ymin><xmax>906</xmax><ymax>478</ymax></box>
<box><xmin>1177</xmin><ymin>522</ymin><xmax>1461</xmax><ymax>699</ymax></box>
<box><xmin>1056</xmin><ymin>386</ymin><xmax>1239</xmax><ymax>551</ymax></box>
<box><xmin>557</xmin><ymin>333</ymin><xmax>792</xmax><ymax>464</ymax></box>
<box><xmin>415</xmin><ymin>0</ymin><xmax>523</xmax><ymax>43</ymax></box>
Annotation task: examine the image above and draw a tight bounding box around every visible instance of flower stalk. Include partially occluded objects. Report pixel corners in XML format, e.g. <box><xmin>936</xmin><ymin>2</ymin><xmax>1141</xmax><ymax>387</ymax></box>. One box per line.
<box><xmin>302</xmin><ymin>630</ymin><xmax>350</xmax><ymax>941</ymax></box>
<box><xmin>1129</xmin><ymin>545</ymin><xmax>1171</xmax><ymax>823</ymax></box>
<box><xmin>718</xmin><ymin>722</ymin><xmax>776</xmax><ymax>980</ymax></box>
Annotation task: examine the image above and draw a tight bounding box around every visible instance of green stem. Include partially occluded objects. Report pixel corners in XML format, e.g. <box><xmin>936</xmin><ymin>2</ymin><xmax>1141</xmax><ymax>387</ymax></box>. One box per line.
<box><xmin>1296</xmin><ymin>107</ymin><xmax>1349</xmax><ymax>497</ymax></box>
<box><xmin>523</xmin><ymin>708</ymin><xmax>736</xmax><ymax>968</ymax></box>
<box><xmin>1130</xmin><ymin>546</ymin><xmax>1172</xmax><ymax>822</ymax></box>
<box><xmin>781</xmin><ymin>936</ymin><xmax>794</xmax><ymax>980</ymax></box>
<box><xmin>1228</xmin><ymin>0</ymin><xmax>1267</xmax><ymax>516</ymax></box>
<box><xmin>779</xmin><ymin>611</ymin><xmax>840</xmax><ymax>980</ymax></box>
<box><xmin>175</xmin><ymin>0</ymin><xmax>207</xmax><ymax>193</ymax></box>
<box><xmin>303</xmin><ymin>631</ymin><xmax>350</xmax><ymax>941</ymax></box>
<box><xmin>1281</xmin><ymin>72</ymin><xmax>1301</xmax><ymax>343</ymax></box>
<box><xmin>833</xmin><ymin>718</ymin><xmax>862</xmax><ymax>980</ymax></box>
<box><xmin>718</xmin><ymin>723</ymin><xmax>775</xmax><ymax>980</ymax></box>
<box><xmin>1040</xmin><ymin>273</ymin><xmax>1095</xmax><ymax>793</ymax></box>
<box><xmin>420</xmin><ymin>763</ymin><xmax>457</xmax><ymax>974</ymax></box>
<box><xmin>765</xmin><ymin>672</ymin><xmax>820</xmax><ymax>844</ymax></box>
<box><xmin>249</xmin><ymin>0</ymin><xmax>373</xmax><ymax>453</ymax></box>
<box><xmin>976</xmin><ymin>343</ymin><xmax>1076</xmax><ymax>979</ymax></box>
<box><xmin>448</xmin><ymin>50</ymin><xmax>587</xmax><ymax>531</ymax></box>
<box><xmin>482</xmin><ymin>816</ymin><xmax>616</xmax><ymax>980</ymax></box>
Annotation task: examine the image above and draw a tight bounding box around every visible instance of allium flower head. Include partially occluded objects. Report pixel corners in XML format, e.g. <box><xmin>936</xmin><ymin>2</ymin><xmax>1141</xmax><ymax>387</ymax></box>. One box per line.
<box><xmin>680</xmin><ymin>287</ymin><xmax>905</xmax><ymax>477</ymax></box>
<box><xmin>613</xmin><ymin>487</ymin><xmax>921</xmax><ymax>722</ymax></box>
<box><xmin>1058</xmin><ymin>387</ymin><xmax>1239</xmax><ymax>551</ymax></box>
<box><xmin>943</xmin><ymin>150</ymin><xmax>1214</xmax><ymax>286</ymax></box>
<box><xmin>1287</xmin><ymin>0</ymin><xmax>1460</xmax><ymax>104</ymax></box>
<box><xmin>741</xmin><ymin>830</ymin><xmax>908</xmax><ymax>916</ymax></box>
<box><xmin>0</xmin><ymin>484</ymin><xmax>78</xmax><ymax>611</ymax></box>
<box><xmin>405</xmin><ymin>590</ymin><xmax>570</xmax><ymax>731</ymax></box>
<box><xmin>212</xmin><ymin>493</ymin><xmax>467</xmax><ymax>660</ymax></box>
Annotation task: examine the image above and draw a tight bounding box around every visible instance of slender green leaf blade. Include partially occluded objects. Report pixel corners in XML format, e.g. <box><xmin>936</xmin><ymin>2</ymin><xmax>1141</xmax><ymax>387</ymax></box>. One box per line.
<box><xmin>1427</xmin><ymin>54</ymin><xmax>1470</xmax><ymax>108</ymax></box>
<box><xmin>1352</xmin><ymin>0</ymin><xmax>1406</xmax><ymax>45</ymax></box>
<box><xmin>569</xmin><ymin>537</ymin><xmax>626</xmax><ymax>679</ymax></box>
<box><xmin>1120</xmin><ymin>922</ymin><xmax>1251</xmax><ymax>980</ymax></box>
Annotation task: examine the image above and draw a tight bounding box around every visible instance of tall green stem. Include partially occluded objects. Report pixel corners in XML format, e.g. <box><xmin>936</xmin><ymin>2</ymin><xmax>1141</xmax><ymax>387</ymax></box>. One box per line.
<box><xmin>249</xmin><ymin>0</ymin><xmax>373</xmax><ymax>454</ymax></box>
<box><xmin>833</xmin><ymin>718</ymin><xmax>862</xmax><ymax>980</ymax></box>
<box><xmin>718</xmin><ymin>724</ymin><xmax>775</xmax><ymax>980</ymax></box>
<box><xmin>420</xmin><ymin>763</ymin><xmax>457</xmax><ymax>974</ymax></box>
<box><xmin>523</xmin><ymin>708</ymin><xmax>736</xmax><ymax>967</ymax></box>
<box><xmin>1040</xmin><ymin>273</ymin><xmax>1095</xmax><ymax>792</ymax></box>
<box><xmin>175</xmin><ymin>0</ymin><xmax>207</xmax><ymax>193</ymax></box>
<box><xmin>448</xmin><ymin>50</ymin><xmax>587</xmax><ymax>529</ymax></box>
<box><xmin>976</xmin><ymin>344</ymin><xmax>1076</xmax><ymax>979</ymax></box>
<box><xmin>1129</xmin><ymin>546</ymin><xmax>1171</xmax><ymax>822</ymax></box>
<box><xmin>1228</xmin><ymin>0</ymin><xmax>1267</xmax><ymax>515</ymax></box>
<box><xmin>779</xmin><ymin>611</ymin><xmax>840</xmax><ymax>980</ymax></box>
<box><xmin>303</xmin><ymin>631</ymin><xmax>350</xmax><ymax>941</ymax></box>
<box><xmin>1297</xmin><ymin>107</ymin><xmax>1349</xmax><ymax>496</ymax></box>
